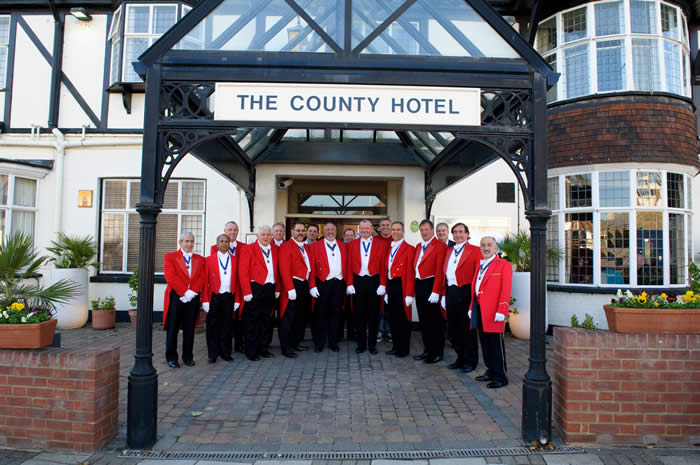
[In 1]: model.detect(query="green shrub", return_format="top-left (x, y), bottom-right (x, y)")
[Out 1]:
top-left (91, 296), bottom-right (116, 310)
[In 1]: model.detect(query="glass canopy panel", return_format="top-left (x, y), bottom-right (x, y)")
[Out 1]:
top-left (241, 128), bottom-right (278, 159)
top-left (299, 0), bottom-right (344, 50)
top-left (174, 0), bottom-right (335, 52)
top-left (351, 0), bottom-right (408, 49)
top-left (405, 131), bottom-right (437, 162)
top-left (360, 0), bottom-right (519, 58)
top-left (299, 194), bottom-right (387, 215)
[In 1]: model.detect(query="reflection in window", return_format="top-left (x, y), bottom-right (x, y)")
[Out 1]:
top-left (669, 213), bottom-right (685, 284)
top-left (546, 216), bottom-right (559, 281)
top-left (565, 174), bottom-right (592, 208)
top-left (595, 1), bottom-right (624, 36)
top-left (565, 212), bottom-right (593, 284)
top-left (636, 212), bottom-right (663, 285)
top-left (563, 8), bottom-right (587, 43)
top-left (600, 212), bottom-right (629, 284)
top-left (631, 0), bottom-right (657, 34)
top-left (636, 171), bottom-right (662, 206)
top-left (545, 54), bottom-right (557, 101)
top-left (661, 3), bottom-right (679, 39)
top-left (537, 17), bottom-right (557, 53)
top-left (600, 171), bottom-right (630, 207)
top-left (548, 177), bottom-right (559, 210)
top-left (632, 38), bottom-right (660, 90)
top-left (667, 173), bottom-right (684, 208)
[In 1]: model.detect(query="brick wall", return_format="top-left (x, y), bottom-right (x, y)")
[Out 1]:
top-left (553, 327), bottom-right (700, 446)
top-left (0, 345), bottom-right (120, 453)
top-left (548, 95), bottom-right (699, 169)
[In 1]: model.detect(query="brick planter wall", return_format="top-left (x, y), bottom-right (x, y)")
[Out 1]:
top-left (0, 345), bottom-right (120, 453)
top-left (553, 327), bottom-right (700, 446)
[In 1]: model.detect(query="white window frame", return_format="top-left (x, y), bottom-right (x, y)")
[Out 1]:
top-left (0, 169), bottom-right (40, 243)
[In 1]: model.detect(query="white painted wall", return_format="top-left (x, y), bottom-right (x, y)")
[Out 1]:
top-left (548, 291), bottom-right (613, 330)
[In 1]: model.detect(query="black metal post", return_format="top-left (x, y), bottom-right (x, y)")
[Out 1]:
top-left (522, 72), bottom-right (553, 445)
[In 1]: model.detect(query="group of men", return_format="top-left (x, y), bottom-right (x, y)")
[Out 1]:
top-left (163, 218), bottom-right (512, 389)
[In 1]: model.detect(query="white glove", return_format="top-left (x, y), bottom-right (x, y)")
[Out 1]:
top-left (310, 288), bottom-right (320, 298)
top-left (179, 295), bottom-right (189, 303)
top-left (428, 292), bottom-right (440, 304)
top-left (234, 303), bottom-right (240, 311)
top-left (494, 313), bottom-right (505, 323)
top-left (441, 296), bottom-right (446, 309)
top-left (468, 310), bottom-right (472, 319)
top-left (405, 296), bottom-right (414, 307)
top-left (384, 294), bottom-right (388, 304)
top-left (275, 292), bottom-right (280, 299)
top-left (376, 285), bottom-right (386, 296)
top-left (288, 289), bottom-right (297, 300)
top-left (346, 285), bottom-right (356, 295)
top-left (202, 302), bottom-right (210, 312)
top-left (243, 294), bottom-right (252, 302)
top-left (184, 289), bottom-right (197, 301)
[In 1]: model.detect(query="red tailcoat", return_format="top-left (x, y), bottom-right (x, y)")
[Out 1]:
top-left (237, 241), bottom-right (280, 301)
top-left (201, 251), bottom-right (240, 314)
top-left (278, 239), bottom-right (311, 318)
top-left (346, 237), bottom-right (389, 287)
top-left (435, 242), bottom-right (482, 318)
top-left (162, 249), bottom-right (206, 330)
top-left (385, 240), bottom-right (416, 321)
top-left (413, 237), bottom-right (447, 290)
top-left (308, 240), bottom-right (348, 312)
top-left (470, 257), bottom-right (512, 333)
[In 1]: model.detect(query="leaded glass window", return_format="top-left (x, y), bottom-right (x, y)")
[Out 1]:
top-left (600, 212), bottom-right (629, 284)
top-left (565, 212), bottom-right (594, 284)
top-left (600, 171), bottom-right (630, 207)
top-left (565, 174), bottom-right (592, 208)
top-left (636, 212), bottom-right (663, 285)
top-left (636, 171), bottom-right (662, 207)
top-left (667, 173), bottom-right (684, 209)
top-left (669, 213), bottom-right (685, 285)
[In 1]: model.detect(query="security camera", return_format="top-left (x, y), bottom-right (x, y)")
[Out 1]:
top-left (278, 178), bottom-right (293, 189)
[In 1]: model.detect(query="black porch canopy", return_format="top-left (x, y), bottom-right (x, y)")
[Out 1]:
top-left (129, 0), bottom-right (558, 450)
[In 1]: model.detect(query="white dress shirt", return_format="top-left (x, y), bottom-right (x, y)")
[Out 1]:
top-left (446, 242), bottom-right (467, 287)
top-left (324, 239), bottom-right (343, 280)
top-left (293, 239), bottom-right (310, 280)
top-left (475, 255), bottom-right (496, 294)
top-left (259, 241), bottom-right (275, 284)
top-left (415, 238), bottom-right (434, 279)
top-left (274, 239), bottom-right (284, 247)
top-left (229, 243), bottom-right (237, 256)
top-left (181, 250), bottom-right (193, 277)
top-left (217, 250), bottom-right (232, 294)
top-left (388, 239), bottom-right (403, 279)
top-left (359, 237), bottom-right (373, 276)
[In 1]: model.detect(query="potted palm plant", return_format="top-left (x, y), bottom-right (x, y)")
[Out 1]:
top-left (90, 296), bottom-right (116, 330)
top-left (46, 233), bottom-right (98, 329)
top-left (0, 233), bottom-right (79, 348)
top-left (497, 231), bottom-right (562, 340)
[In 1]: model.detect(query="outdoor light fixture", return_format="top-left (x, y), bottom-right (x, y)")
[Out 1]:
top-left (69, 7), bottom-right (92, 21)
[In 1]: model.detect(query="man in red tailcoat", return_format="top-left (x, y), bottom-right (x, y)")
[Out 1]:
top-left (163, 232), bottom-right (206, 368)
top-left (383, 221), bottom-right (415, 358)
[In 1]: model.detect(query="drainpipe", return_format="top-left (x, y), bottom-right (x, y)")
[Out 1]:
top-left (51, 128), bottom-right (66, 233)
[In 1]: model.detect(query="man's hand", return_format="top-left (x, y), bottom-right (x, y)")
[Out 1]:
top-left (494, 313), bottom-right (505, 323)
top-left (428, 292), bottom-right (440, 304)
top-left (202, 302), bottom-right (210, 312)
top-left (310, 288), bottom-right (320, 298)
top-left (243, 294), bottom-right (252, 302)
top-left (288, 289), bottom-right (297, 300)
top-left (405, 296), bottom-right (414, 307)
top-left (346, 285), bottom-right (356, 295)
top-left (376, 285), bottom-right (386, 296)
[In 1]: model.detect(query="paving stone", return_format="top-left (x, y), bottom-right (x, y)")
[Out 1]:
top-left (429, 459), bottom-right (488, 465)
top-left (18, 453), bottom-right (91, 465)
top-left (543, 454), bottom-right (605, 465)
top-left (372, 461), bottom-right (428, 465)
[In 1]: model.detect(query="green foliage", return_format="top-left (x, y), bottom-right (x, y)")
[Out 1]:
top-left (509, 296), bottom-right (519, 314)
top-left (0, 232), bottom-right (79, 314)
top-left (571, 313), bottom-right (598, 330)
top-left (90, 296), bottom-right (116, 310)
top-left (46, 232), bottom-right (99, 270)
top-left (0, 302), bottom-right (53, 324)
top-left (690, 262), bottom-right (700, 293)
top-left (611, 289), bottom-right (699, 309)
top-left (570, 314), bottom-right (580, 328)
top-left (497, 230), bottom-right (563, 272)
top-left (128, 267), bottom-right (139, 308)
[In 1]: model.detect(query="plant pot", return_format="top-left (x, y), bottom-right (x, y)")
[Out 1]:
top-left (51, 268), bottom-right (89, 329)
top-left (508, 272), bottom-right (548, 340)
top-left (0, 319), bottom-right (57, 349)
top-left (91, 309), bottom-right (116, 330)
top-left (603, 305), bottom-right (700, 333)
top-left (128, 309), bottom-right (137, 330)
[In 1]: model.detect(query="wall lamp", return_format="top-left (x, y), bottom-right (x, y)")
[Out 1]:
top-left (69, 7), bottom-right (92, 21)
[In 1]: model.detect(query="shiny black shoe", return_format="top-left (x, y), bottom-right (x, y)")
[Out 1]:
top-left (282, 352), bottom-right (298, 358)
top-left (221, 355), bottom-right (234, 362)
top-left (207, 358), bottom-right (216, 364)
top-left (167, 361), bottom-right (180, 369)
top-left (386, 349), bottom-right (397, 355)
top-left (462, 365), bottom-right (476, 373)
top-left (425, 355), bottom-right (443, 364)
top-left (247, 355), bottom-right (260, 361)
top-left (183, 360), bottom-right (195, 367)
top-left (355, 347), bottom-right (365, 354)
top-left (369, 348), bottom-right (378, 355)
top-left (475, 374), bottom-right (493, 382)
top-left (447, 361), bottom-right (464, 370)
top-left (295, 345), bottom-right (309, 351)
top-left (260, 351), bottom-right (274, 358)
top-left (413, 351), bottom-right (429, 361)
top-left (329, 346), bottom-right (340, 352)
top-left (487, 379), bottom-right (508, 389)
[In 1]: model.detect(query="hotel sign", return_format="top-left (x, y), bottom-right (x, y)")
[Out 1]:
top-left (214, 83), bottom-right (481, 127)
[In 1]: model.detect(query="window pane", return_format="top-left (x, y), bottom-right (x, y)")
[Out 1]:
top-left (563, 7), bottom-right (587, 43)
top-left (153, 5), bottom-right (177, 34)
top-left (11, 210), bottom-right (34, 238)
top-left (108, 7), bottom-right (122, 39)
top-left (0, 209), bottom-right (5, 238)
top-left (162, 182), bottom-right (178, 209)
top-left (636, 212), bottom-right (663, 285)
top-left (13, 178), bottom-right (36, 207)
top-left (565, 212), bottom-right (593, 284)
top-left (564, 44), bottom-right (589, 98)
top-left (545, 54), bottom-right (557, 101)
top-left (182, 215), bottom-right (204, 254)
top-left (630, 0), bottom-right (656, 34)
top-left (154, 214), bottom-right (178, 273)
top-left (0, 174), bottom-right (7, 205)
top-left (104, 180), bottom-right (127, 209)
top-left (632, 38), bottom-right (660, 91)
top-left (0, 48), bottom-right (8, 89)
top-left (127, 213), bottom-right (140, 272)
top-left (0, 16), bottom-right (10, 44)
top-left (123, 37), bottom-right (149, 82)
top-left (110, 40), bottom-right (121, 85)
top-left (597, 39), bottom-right (625, 91)
top-left (595, 1), bottom-right (624, 36)
top-left (565, 174), bottom-right (592, 208)
top-left (548, 177), bottom-right (559, 210)
top-left (667, 172), bottom-right (684, 208)
top-left (546, 215), bottom-right (559, 282)
top-left (181, 182), bottom-right (204, 210)
top-left (102, 213), bottom-right (124, 271)
top-left (600, 171), bottom-right (630, 207)
top-left (537, 17), bottom-right (557, 53)
top-left (636, 171), bottom-right (662, 206)
top-left (661, 4), bottom-right (679, 40)
top-left (126, 5), bottom-right (150, 34)
top-left (600, 212), bottom-right (629, 285)
top-left (664, 41), bottom-right (681, 94)
top-left (129, 181), bottom-right (141, 209)
top-left (669, 213), bottom-right (685, 285)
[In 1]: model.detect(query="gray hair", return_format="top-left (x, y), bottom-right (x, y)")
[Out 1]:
top-left (179, 232), bottom-right (195, 241)
top-left (436, 222), bottom-right (449, 230)
top-left (480, 235), bottom-right (497, 244)
top-left (256, 224), bottom-right (272, 234)
top-left (273, 221), bottom-right (285, 229)
top-left (225, 221), bottom-right (238, 228)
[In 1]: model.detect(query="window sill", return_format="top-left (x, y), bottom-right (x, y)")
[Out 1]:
top-left (91, 273), bottom-right (166, 284)
top-left (547, 284), bottom-right (689, 295)
top-left (107, 82), bottom-right (144, 114)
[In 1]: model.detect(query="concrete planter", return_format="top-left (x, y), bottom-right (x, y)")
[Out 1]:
top-left (603, 304), bottom-right (700, 333)
top-left (0, 319), bottom-right (57, 349)
top-left (51, 268), bottom-right (89, 329)
top-left (508, 272), bottom-right (547, 340)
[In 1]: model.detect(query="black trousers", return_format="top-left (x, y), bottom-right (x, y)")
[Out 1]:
top-left (205, 291), bottom-right (234, 360)
top-left (415, 277), bottom-right (444, 357)
top-left (387, 277), bottom-right (411, 355)
top-left (233, 311), bottom-right (243, 352)
top-left (165, 289), bottom-right (199, 364)
top-left (280, 279), bottom-right (309, 354)
top-left (474, 300), bottom-right (508, 382)
top-left (446, 284), bottom-right (479, 368)
top-left (338, 294), bottom-right (354, 341)
top-left (244, 282), bottom-right (275, 358)
top-left (352, 274), bottom-right (380, 350)
top-left (293, 280), bottom-right (310, 345)
top-left (312, 278), bottom-right (344, 349)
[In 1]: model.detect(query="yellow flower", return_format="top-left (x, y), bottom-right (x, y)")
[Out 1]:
top-left (638, 296), bottom-right (647, 304)
top-left (13, 302), bottom-right (24, 311)
top-left (653, 302), bottom-right (659, 307)
top-left (641, 291), bottom-right (648, 299)
top-left (660, 293), bottom-right (668, 301)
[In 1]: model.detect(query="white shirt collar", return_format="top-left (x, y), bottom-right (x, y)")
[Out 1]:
top-left (361, 236), bottom-right (372, 243)
top-left (258, 241), bottom-right (271, 251)
top-left (480, 255), bottom-right (496, 267)
top-left (181, 250), bottom-right (193, 258)
top-left (293, 239), bottom-right (305, 247)
top-left (421, 238), bottom-right (433, 247)
top-left (217, 250), bottom-right (229, 259)
top-left (325, 239), bottom-right (337, 246)
top-left (391, 239), bottom-right (403, 248)
top-left (274, 239), bottom-right (284, 246)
